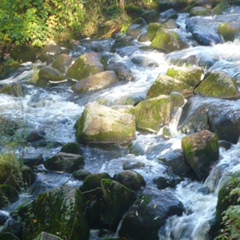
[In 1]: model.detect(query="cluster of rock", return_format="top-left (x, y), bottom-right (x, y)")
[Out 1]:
top-left (1, 0), bottom-right (240, 239)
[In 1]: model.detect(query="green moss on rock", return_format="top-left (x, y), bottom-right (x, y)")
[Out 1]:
top-left (22, 186), bottom-right (89, 240)
top-left (134, 96), bottom-right (173, 132)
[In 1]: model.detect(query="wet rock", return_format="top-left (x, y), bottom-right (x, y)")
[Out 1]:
top-left (158, 149), bottom-right (192, 177)
top-left (52, 54), bottom-right (73, 73)
top-left (38, 66), bottom-right (65, 81)
top-left (75, 103), bottom-right (136, 144)
top-left (217, 22), bottom-right (240, 42)
top-left (186, 17), bottom-right (223, 46)
top-left (44, 152), bottom-right (84, 173)
top-left (189, 6), bottom-right (211, 17)
top-left (181, 130), bottom-right (219, 180)
top-left (147, 23), bottom-right (163, 41)
top-left (166, 65), bottom-right (204, 87)
top-left (72, 169), bottom-right (91, 180)
top-left (106, 61), bottom-right (134, 81)
top-left (71, 70), bottom-right (119, 94)
top-left (0, 184), bottom-right (19, 208)
top-left (100, 179), bottom-right (136, 226)
top-left (26, 129), bottom-right (46, 143)
top-left (169, 91), bottom-right (185, 108)
top-left (153, 173), bottom-right (182, 190)
top-left (67, 52), bottom-right (104, 81)
top-left (118, 187), bottom-right (184, 240)
top-left (113, 170), bottom-right (146, 191)
top-left (22, 152), bottom-right (44, 168)
top-left (178, 96), bottom-right (210, 134)
top-left (33, 232), bottom-right (63, 240)
top-left (110, 36), bottom-right (133, 52)
top-left (123, 159), bottom-right (146, 170)
top-left (146, 75), bottom-right (192, 99)
top-left (39, 44), bottom-right (64, 64)
top-left (160, 8), bottom-right (178, 21)
top-left (0, 83), bottom-right (24, 97)
top-left (22, 186), bottom-right (89, 240)
top-left (127, 23), bottom-right (146, 39)
top-left (60, 142), bottom-right (83, 155)
top-left (10, 45), bottom-right (36, 63)
top-left (80, 173), bottom-right (111, 192)
top-left (134, 96), bottom-right (173, 132)
top-left (151, 29), bottom-right (187, 53)
top-left (194, 71), bottom-right (239, 99)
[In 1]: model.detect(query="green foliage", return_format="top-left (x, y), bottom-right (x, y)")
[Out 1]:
top-left (215, 175), bottom-right (240, 240)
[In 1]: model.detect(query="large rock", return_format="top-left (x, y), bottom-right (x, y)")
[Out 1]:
top-left (134, 96), bottom-right (173, 132)
top-left (33, 232), bottom-right (63, 240)
top-left (194, 71), bottom-right (239, 99)
top-left (22, 186), bottom-right (89, 240)
top-left (75, 103), bottom-right (136, 144)
top-left (52, 54), bottom-right (73, 73)
top-left (71, 70), bottom-right (119, 94)
top-left (39, 44), bottom-right (63, 63)
top-left (44, 152), bottom-right (84, 173)
top-left (67, 52), bottom-right (103, 81)
top-left (217, 22), bottom-right (240, 42)
top-left (146, 75), bottom-right (192, 99)
top-left (118, 187), bottom-right (184, 240)
top-left (166, 66), bottom-right (204, 87)
top-left (186, 17), bottom-right (223, 46)
top-left (100, 179), bottom-right (136, 226)
top-left (181, 130), bottom-right (219, 180)
top-left (38, 66), bottom-right (65, 81)
top-left (151, 29), bottom-right (187, 53)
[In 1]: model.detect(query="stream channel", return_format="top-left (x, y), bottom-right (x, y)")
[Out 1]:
top-left (1, 5), bottom-right (240, 240)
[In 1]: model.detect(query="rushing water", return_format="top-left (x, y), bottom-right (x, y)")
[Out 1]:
top-left (1, 11), bottom-right (240, 240)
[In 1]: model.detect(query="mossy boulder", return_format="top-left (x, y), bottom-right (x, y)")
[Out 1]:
top-left (44, 152), bottom-right (84, 173)
top-left (118, 187), bottom-right (184, 240)
top-left (166, 66), bottom-right (204, 87)
top-left (60, 142), bottom-right (83, 155)
top-left (67, 52), bottom-right (104, 81)
top-left (22, 186), bottom-right (89, 240)
top-left (141, 9), bottom-right (159, 23)
top-left (0, 83), bottom-right (24, 97)
top-left (71, 70), bottom-right (119, 94)
top-left (134, 96), bottom-right (173, 132)
top-left (52, 54), bottom-right (73, 73)
top-left (113, 170), bottom-right (146, 191)
top-left (147, 23), bottom-right (163, 41)
top-left (38, 66), bottom-right (65, 81)
top-left (10, 45), bottom-right (36, 63)
top-left (217, 22), bottom-right (240, 42)
top-left (181, 130), bottom-right (219, 180)
top-left (39, 44), bottom-right (63, 63)
top-left (100, 179), bottom-right (136, 226)
top-left (151, 29), bottom-right (187, 53)
top-left (189, 6), bottom-right (211, 17)
top-left (75, 103), bottom-right (136, 144)
top-left (194, 71), bottom-right (239, 99)
top-left (146, 75), bottom-right (192, 99)
top-left (72, 169), bottom-right (90, 181)
top-left (80, 173), bottom-right (111, 192)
